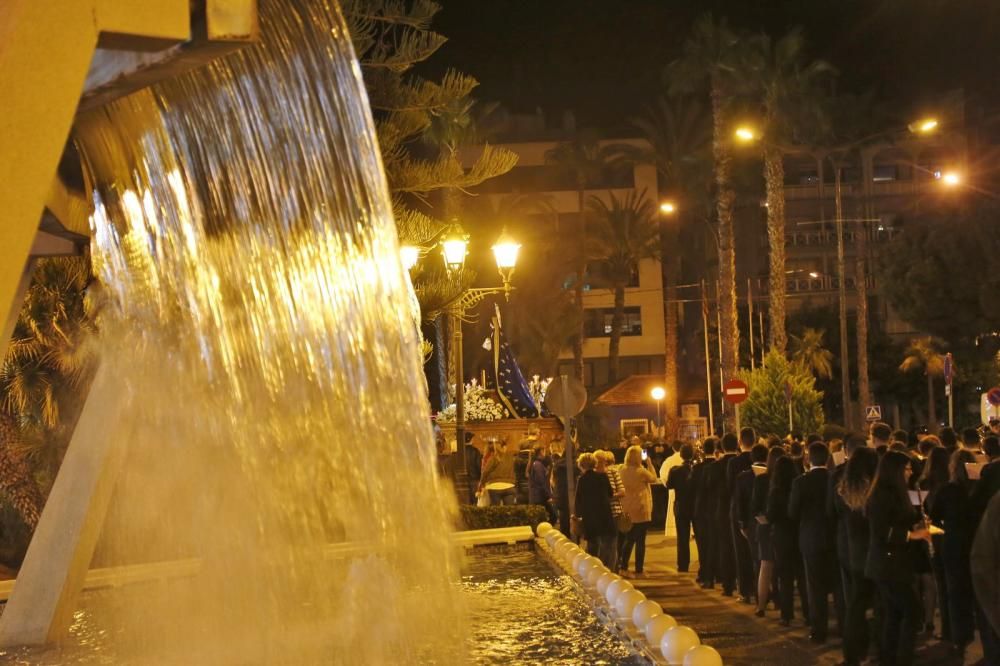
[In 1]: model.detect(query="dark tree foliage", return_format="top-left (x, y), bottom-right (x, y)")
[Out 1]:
top-left (878, 205), bottom-right (1000, 348)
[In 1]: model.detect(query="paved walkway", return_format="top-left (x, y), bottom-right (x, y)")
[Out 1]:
top-left (630, 532), bottom-right (986, 665)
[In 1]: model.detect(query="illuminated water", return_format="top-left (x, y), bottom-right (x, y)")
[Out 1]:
top-left (29, 0), bottom-right (461, 662)
top-left (0, 551), bottom-right (639, 665)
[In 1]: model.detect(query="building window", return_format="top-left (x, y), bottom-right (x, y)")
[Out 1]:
top-left (872, 164), bottom-right (899, 182)
top-left (584, 306), bottom-right (642, 338)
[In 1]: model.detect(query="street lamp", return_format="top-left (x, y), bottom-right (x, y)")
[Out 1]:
top-left (651, 386), bottom-right (665, 435)
top-left (734, 126), bottom-right (757, 143)
top-left (659, 201), bottom-right (677, 215)
top-left (938, 170), bottom-right (962, 187)
top-left (399, 244), bottom-right (420, 271)
top-left (437, 223), bottom-right (521, 489)
top-left (909, 118), bottom-right (939, 134)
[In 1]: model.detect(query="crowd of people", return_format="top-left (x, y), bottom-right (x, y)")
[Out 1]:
top-left (664, 422), bottom-right (1000, 666)
top-left (463, 419), bottom-right (1000, 666)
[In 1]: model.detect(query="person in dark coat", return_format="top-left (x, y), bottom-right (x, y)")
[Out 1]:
top-left (828, 434), bottom-right (865, 626)
top-left (768, 455), bottom-right (805, 625)
top-left (574, 452), bottom-right (617, 567)
top-left (708, 433), bottom-right (739, 595)
top-left (667, 443), bottom-right (696, 572)
top-left (729, 427), bottom-right (756, 603)
top-left (693, 437), bottom-right (719, 587)
top-left (918, 445), bottom-right (951, 642)
top-left (734, 443), bottom-right (766, 605)
top-left (527, 443), bottom-right (556, 524)
top-left (864, 450), bottom-right (932, 666)
top-left (752, 446), bottom-right (784, 616)
top-left (835, 446), bottom-right (879, 666)
top-left (971, 491), bottom-right (1000, 640)
top-left (789, 441), bottom-right (839, 643)
top-left (928, 449), bottom-right (982, 659)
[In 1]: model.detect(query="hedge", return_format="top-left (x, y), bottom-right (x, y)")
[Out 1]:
top-left (459, 504), bottom-right (547, 531)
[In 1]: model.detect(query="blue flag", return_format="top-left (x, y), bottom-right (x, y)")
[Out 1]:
top-left (490, 304), bottom-right (539, 419)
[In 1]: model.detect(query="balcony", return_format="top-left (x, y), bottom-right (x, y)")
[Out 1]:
top-left (761, 226), bottom-right (900, 248)
top-left (753, 275), bottom-right (877, 295)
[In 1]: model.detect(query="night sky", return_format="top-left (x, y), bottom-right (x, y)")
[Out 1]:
top-left (421, 0), bottom-right (1000, 130)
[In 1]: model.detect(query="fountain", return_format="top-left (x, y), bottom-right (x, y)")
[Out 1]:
top-left (1, 0), bottom-right (464, 662)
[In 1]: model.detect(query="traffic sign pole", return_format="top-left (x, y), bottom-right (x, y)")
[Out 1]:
top-left (735, 403), bottom-right (741, 434)
top-left (788, 401), bottom-right (793, 435)
top-left (945, 353), bottom-right (954, 428)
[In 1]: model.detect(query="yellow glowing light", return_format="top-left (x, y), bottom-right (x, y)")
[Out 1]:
top-left (440, 223), bottom-right (469, 272)
top-left (734, 127), bottom-right (756, 142)
top-left (659, 201), bottom-right (676, 214)
top-left (918, 118), bottom-right (938, 133)
top-left (808, 271), bottom-right (820, 279)
top-left (651, 387), bottom-right (666, 401)
top-left (940, 171), bottom-right (961, 187)
top-left (491, 228), bottom-right (521, 270)
top-left (399, 245), bottom-right (420, 271)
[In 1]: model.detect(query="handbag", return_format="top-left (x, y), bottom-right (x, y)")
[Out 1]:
top-left (615, 512), bottom-right (633, 533)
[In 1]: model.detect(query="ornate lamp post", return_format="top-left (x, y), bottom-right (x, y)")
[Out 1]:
top-left (437, 223), bottom-right (520, 486)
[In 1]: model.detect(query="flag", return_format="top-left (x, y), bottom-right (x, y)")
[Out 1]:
top-left (491, 304), bottom-right (539, 418)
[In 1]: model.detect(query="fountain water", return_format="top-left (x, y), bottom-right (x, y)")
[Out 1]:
top-left (4, 0), bottom-right (463, 662)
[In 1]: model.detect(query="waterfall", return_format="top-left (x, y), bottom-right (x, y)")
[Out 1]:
top-left (58, 0), bottom-right (464, 661)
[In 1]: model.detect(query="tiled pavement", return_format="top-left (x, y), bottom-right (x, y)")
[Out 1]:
top-left (629, 532), bottom-right (986, 665)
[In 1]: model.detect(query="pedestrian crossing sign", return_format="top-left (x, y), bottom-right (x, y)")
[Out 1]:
top-left (865, 405), bottom-right (882, 421)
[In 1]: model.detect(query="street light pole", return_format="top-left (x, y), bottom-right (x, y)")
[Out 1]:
top-left (452, 311), bottom-right (465, 483)
top-left (834, 161), bottom-right (852, 431)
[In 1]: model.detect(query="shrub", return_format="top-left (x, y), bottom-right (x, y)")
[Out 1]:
top-left (738, 349), bottom-right (825, 437)
top-left (459, 504), bottom-right (547, 531)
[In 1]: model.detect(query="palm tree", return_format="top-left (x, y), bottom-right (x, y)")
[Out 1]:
top-left (748, 28), bottom-right (834, 354)
top-left (900, 337), bottom-right (945, 432)
top-left (545, 129), bottom-right (609, 383)
top-left (586, 190), bottom-right (661, 384)
top-left (789, 328), bottom-right (834, 380)
top-left (0, 257), bottom-right (93, 527)
top-left (626, 96), bottom-right (712, 436)
top-left (667, 14), bottom-right (742, 428)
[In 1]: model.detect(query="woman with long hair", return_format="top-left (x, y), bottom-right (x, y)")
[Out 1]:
top-left (618, 445), bottom-right (659, 577)
top-left (767, 455), bottom-right (802, 626)
top-left (919, 446), bottom-right (951, 641)
top-left (752, 446), bottom-right (784, 616)
top-left (836, 447), bottom-right (879, 666)
top-left (928, 448), bottom-right (978, 657)
top-left (864, 450), bottom-right (931, 665)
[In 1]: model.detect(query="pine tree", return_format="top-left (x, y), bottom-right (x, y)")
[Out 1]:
top-left (342, 0), bottom-right (517, 296)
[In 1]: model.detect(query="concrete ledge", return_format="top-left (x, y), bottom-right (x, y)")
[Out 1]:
top-left (0, 527), bottom-right (537, 603)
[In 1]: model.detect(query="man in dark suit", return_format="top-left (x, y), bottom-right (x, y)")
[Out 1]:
top-left (707, 433), bottom-right (739, 595)
top-left (729, 427), bottom-right (756, 602)
top-left (692, 437), bottom-right (719, 588)
top-left (735, 443), bottom-right (767, 603)
top-left (790, 441), bottom-right (837, 643)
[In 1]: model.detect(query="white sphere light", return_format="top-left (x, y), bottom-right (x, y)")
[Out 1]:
top-left (596, 572), bottom-right (619, 596)
top-left (574, 555), bottom-right (593, 576)
top-left (644, 614), bottom-right (678, 648)
top-left (585, 563), bottom-right (606, 587)
top-left (633, 599), bottom-right (663, 628)
top-left (683, 645), bottom-right (723, 666)
top-left (536, 521), bottom-right (552, 537)
top-left (572, 552), bottom-right (588, 572)
top-left (605, 578), bottom-right (635, 605)
top-left (614, 589), bottom-right (646, 620)
top-left (661, 626), bottom-right (700, 665)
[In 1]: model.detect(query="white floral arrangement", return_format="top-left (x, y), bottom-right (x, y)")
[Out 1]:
top-left (438, 379), bottom-right (510, 422)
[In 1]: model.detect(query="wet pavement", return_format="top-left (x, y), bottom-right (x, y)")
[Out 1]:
top-left (631, 531), bottom-right (986, 665)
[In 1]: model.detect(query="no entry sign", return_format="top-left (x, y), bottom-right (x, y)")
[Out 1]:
top-left (723, 379), bottom-right (749, 405)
